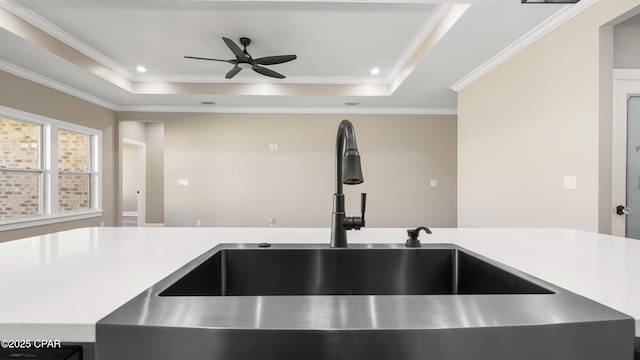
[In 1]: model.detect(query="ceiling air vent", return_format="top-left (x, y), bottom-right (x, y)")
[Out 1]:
top-left (200, 101), bottom-right (216, 105)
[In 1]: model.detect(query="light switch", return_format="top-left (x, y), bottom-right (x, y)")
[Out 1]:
top-left (563, 175), bottom-right (576, 190)
top-left (178, 179), bottom-right (189, 186)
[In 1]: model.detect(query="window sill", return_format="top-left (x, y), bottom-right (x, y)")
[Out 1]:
top-left (0, 210), bottom-right (104, 232)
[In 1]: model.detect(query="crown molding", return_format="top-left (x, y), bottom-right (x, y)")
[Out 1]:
top-left (0, 0), bottom-right (451, 92)
top-left (450, 0), bottom-right (599, 92)
top-left (0, 59), bottom-right (118, 110)
top-left (115, 105), bottom-right (457, 115)
top-left (387, 3), bottom-right (452, 82)
top-left (135, 74), bottom-right (389, 85)
top-left (0, 0), bottom-right (459, 113)
top-left (391, 3), bottom-right (470, 93)
top-left (161, 0), bottom-right (461, 3)
top-left (0, 57), bottom-right (456, 115)
top-left (0, 0), bottom-right (132, 79)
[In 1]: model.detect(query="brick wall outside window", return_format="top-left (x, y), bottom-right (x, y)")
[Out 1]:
top-left (0, 171), bottom-right (40, 219)
top-left (58, 130), bottom-right (91, 211)
top-left (58, 130), bottom-right (90, 172)
top-left (0, 117), bottom-right (40, 168)
top-left (0, 118), bottom-right (41, 219)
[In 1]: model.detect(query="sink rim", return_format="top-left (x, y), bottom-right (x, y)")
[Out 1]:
top-left (157, 243), bottom-right (555, 297)
top-left (153, 242), bottom-right (555, 297)
top-left (98, 242), bottom-right (632, 332)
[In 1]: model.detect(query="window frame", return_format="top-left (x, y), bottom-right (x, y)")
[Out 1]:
top-left (0, 105), bottom-right (102, 231)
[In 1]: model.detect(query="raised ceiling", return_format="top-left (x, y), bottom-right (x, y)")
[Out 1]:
top-left (0, 0), bottom-right (590, 113)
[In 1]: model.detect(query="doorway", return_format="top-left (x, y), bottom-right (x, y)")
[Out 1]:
top-left (612, 70), bottom-right (640, 239)
top-left (122, 138), bottom-right (146, 227)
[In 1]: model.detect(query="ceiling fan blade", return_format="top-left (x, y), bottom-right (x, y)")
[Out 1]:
top-left (253, 55), bottom-right (297, 66)
top-left (184, 56), bottom-right (233, 63)
top-left (222, 37), bottom-right (247, 61)
top-left (252, 65), bottom-right (286, 79)
top-left (226, 66), bottom-right (242, 79)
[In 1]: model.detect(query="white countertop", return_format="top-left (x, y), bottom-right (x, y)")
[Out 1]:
top-left (1, 227), bottom-right (639, 342)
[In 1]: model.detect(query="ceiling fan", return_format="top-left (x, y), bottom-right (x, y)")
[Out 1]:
top-left (184, 37), bottom-right (297, 79)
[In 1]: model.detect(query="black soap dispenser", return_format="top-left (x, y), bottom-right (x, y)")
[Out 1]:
top-left (405, 226), bottom-right (432, 248)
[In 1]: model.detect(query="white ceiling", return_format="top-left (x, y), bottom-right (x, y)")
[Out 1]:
top-left (0, 0), bottom-right (587, 113)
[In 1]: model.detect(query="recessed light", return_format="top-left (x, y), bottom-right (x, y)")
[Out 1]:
top-left (370, 67), bottom-right (380, 75)
top-left (136, 66), bottom-right (147, 73)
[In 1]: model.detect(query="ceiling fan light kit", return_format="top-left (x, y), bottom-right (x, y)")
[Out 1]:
top-left (184, 37), bottom-right (297, 79)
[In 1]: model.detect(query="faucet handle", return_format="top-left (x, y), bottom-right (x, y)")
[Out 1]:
top-left (360, 193), bottom-right (367, 225)
top-left (343, 193), bottom-right (367, 231)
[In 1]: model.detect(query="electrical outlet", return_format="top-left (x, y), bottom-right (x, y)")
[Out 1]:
top-left (196, 220), bottom-right (202, 227)
top-left (269, 218), bottom-right (276, 227)
top-left (430, 180), bottom-right (438, 187)
top-left (563, 175), bottom-right (577, 190)
top-left (178, 179), bottom-right (189, 186)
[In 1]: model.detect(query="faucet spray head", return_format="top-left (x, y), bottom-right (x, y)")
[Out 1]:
top-left (342, 149), bottom-right (363, 185)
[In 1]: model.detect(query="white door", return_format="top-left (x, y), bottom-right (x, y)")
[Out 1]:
top-left (612, 70), bottom-right (640, 238)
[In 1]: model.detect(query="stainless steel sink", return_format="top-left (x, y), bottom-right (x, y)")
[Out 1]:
top-left (97, 243), bottom-right (634, 360)
top-left (159, 248), bottom-right (552, 296)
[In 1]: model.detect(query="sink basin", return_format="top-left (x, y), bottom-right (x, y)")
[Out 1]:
top-left (159, 248), bottom-right (552, 296)
top-left (98, 243), bottom-right (634, 360)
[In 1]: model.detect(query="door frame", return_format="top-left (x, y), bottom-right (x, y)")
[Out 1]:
top-left (122, 138), bottom-right (146, 227)
top-left (612, 69), bottom-right (640, 236)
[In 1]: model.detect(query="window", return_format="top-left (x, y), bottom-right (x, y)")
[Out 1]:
top-left (0, 106), bottom-right (102, 230)
top-left (0, 118), bottom-right (43, 219)
top-left (58, 130), bottom-right (92, 212)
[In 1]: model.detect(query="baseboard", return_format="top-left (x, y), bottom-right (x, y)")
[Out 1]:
top-left (145, 223), bottom-right (165, 227)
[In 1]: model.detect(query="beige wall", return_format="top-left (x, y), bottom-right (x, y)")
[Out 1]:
top-left (0, 70), bottom-right (116, 242)
top-left (458, 0), bottom-right (640, 232)
top-left (118, 112), bottom-right (457, 228)
top-left (145, 122), bottom-right (164, 224)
